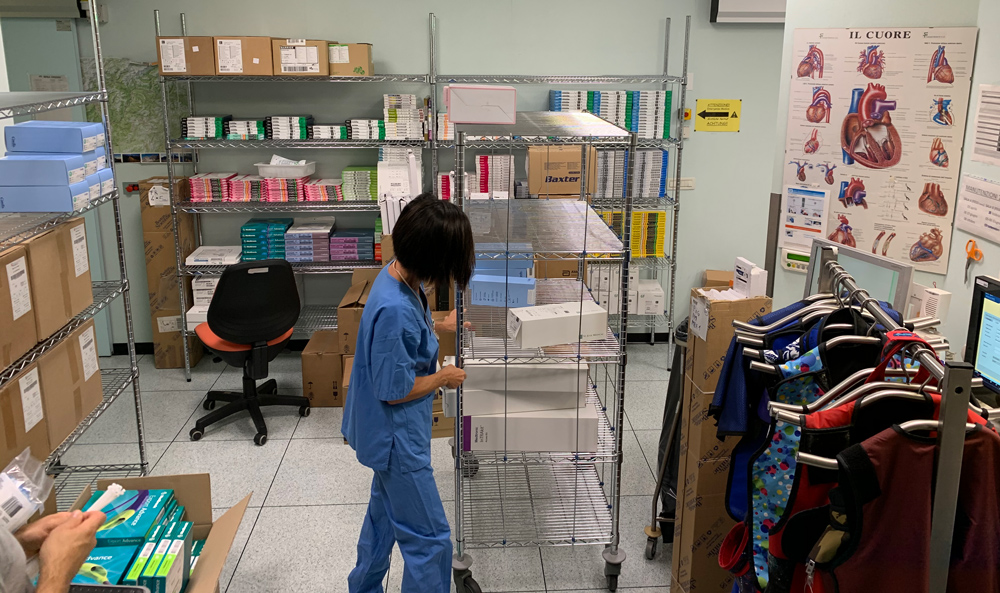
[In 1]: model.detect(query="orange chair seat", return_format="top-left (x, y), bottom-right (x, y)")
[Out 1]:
top-left (196, 322), bottom-right (294, 352)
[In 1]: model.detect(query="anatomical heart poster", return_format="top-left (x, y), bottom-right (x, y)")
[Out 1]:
top-left (782, 27), bottom-right (978, 274)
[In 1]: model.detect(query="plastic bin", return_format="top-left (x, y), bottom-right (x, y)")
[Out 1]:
top-left (254, 161), bottom-right (316, 178)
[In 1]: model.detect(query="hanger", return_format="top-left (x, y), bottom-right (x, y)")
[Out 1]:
top-left (750, 335), bottom-right (882, 377)
top-left (732, 300), bottom-right (838, 334)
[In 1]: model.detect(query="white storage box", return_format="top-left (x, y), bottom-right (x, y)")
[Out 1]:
top-left (445, 84), bottom-right (516, 125)
top-left (459, 388), bottom-right (587, 416)
top-left (507, 300), bottom-right (608, 348)
top-left (192, 277), bottom-right (220, 307)
top-left (254, 161), bottom-right (316, 178)
top-left (462, 402), bottom-right (600, 452)
top-left (629, 279), bottom-right (665, 315)
top-left (185, 246), bottom-right (242, 266)
top-left (464, 360), bottom-right (589, 394)
top-left (186, 305), bottom-right (209, 330)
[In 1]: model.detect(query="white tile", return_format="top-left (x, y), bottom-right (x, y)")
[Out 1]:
top-left (186, 397), bottom-right (303, 442)
top-left (430, 437), bottom-right (456, 502)
top-left (291, 406), bottom-right (344, 439)
top-left (212, 505), bottom-right (260, 593)
top-left (138, 354), bottom-right (227, 392)
top-left (633, 429), bottom-right (663, 477)
top-left (264, 438), bottom-right (374, 506)
top-left (98, 354), bottom-right (142, 369)
top-left (605, 430), bottom-right (657, 498)
top-left (76, 390), bottom-right (203, 445)
top-left (623, 381), bottom-right (669, 430)
top-left (389, 546), bottom-right (544, 592)
top-left (152, 439), bottom-right (287, 507)
top-left (60, 441), bottom-right (168, 469)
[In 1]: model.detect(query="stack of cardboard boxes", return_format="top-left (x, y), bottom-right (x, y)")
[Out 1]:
top-left (138, 177), bottom-right (203, 369)
top-left (670, 282), bottom-right (770, 593)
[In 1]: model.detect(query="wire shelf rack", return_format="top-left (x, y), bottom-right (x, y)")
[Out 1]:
top-left (294, 305), bottom-right (338, 334)
top-left (461, 279), bottom-right (621, 364)
top-left (468, 200), bottom-right (624, 259)
top-left (439, 74), bottom-right (682, 85)
top-left (177, 200), bottom-right (381, 214)
top-left (162, 74), bottom-right (428, 83)
top-left (458, 461), bottom-right (613, 548)
top-left (0, 91), bottom-right (106, 120)
top-left (632, 256), bottom-right (672, 270)
top-left (0, 190), bottom-right (119, 249)
top-left (0, 280), bottom-right (126, 387)
top-left (439, 137), bottom-right (679, 149)
top-left (588, 195), bottom-right (676, 209)
top-left (609, 313), bottom-right (667, 330)
top-left (170, 138), bottom-right (428, 150)
top-left (180, 260), bottom-right (381, 276)
top-left (51, 463), bottom-right (146, 511)
top-left (47, 368), bottom-right (138, 469)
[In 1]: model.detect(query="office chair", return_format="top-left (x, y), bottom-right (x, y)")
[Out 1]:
top-left (189, 259), bottom-right (310, 446)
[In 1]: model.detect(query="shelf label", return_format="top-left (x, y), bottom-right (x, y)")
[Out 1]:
top-left (148, 185), bottom-right (170, 206)
top-left (216, 39), bottom-right (243, 73)
top-left (159, 38), bottom-right (187, 73)
top-left (70, 225), bottom-right (89, 277)
top-left (19, 368), bottom-right (43, 433)
top-left (6, 256), bottom-right (31, 321)
top-left (329, 45), bottom-right (349, 64)
top-left (157, 315), bottom-right (182, 333)
top-left (79, 326), bottom-right (99, 381)
top-left (694, 99), bottom-right (741, 132)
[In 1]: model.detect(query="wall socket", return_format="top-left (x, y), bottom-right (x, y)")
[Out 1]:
top-left (666, 177), bottom-right (696, 191)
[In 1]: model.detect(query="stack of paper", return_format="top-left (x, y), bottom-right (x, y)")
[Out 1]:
top-left (186, 246), bottom-right (242, 266)
top-left (262, 177), bottom-right (309, 202)
top-left (303, 178), bottom-right (343, 201)
top-left (285, 221), bottom-right (334, 262)
top-left (595, 150), bottom-right (628, 199)
top-left (329, 230), bottom-right (375, 261)
top-left (476, 153), bottom-right (514, 196)
top-left (341, 166), bottom-right (378, 200)
top-left (348, 119), bottom-right (386, 140)
top-left (241, 218), bottom-right (293, 261)
top-left (225, 174), bottom-right (264, 202)
top-left (631, 149), bottom-right (670, 198)
top-left (181, 115), bottom-right (232, 140)
top-left (436, 112), bottom-right (454, 141)
top-left (225, 119), bottom-right (266, 140)
top-left (383, 94), bottom-right (424, 140)
top-left (309, 124), bottom-right (348, 140)
top-left (189, 172), bottom-right (237, 202)
top-left (265, 116), bottom-right (313, 140)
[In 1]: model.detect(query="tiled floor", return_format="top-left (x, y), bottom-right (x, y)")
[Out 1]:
top-left (80, 344), bottom-right (674, 592)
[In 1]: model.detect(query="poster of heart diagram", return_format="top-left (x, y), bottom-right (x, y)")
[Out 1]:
top-left (781, 27), bottom-right (978, 274)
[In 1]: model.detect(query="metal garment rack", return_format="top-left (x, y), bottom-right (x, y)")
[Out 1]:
top-left (449, 112), bottom-right (634, 593)
top-left (0, 6), bottom-right (147, 509)
top-left (815, 247), bottom-right (970, 593)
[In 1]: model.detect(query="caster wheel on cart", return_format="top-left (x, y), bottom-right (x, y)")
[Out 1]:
top-left (189, 428), bottom-right (203, 441)
top-left (203, 400), bottom-right (216, 411)
top-left (299, 406), bottom-right (311, 417)
top-left (462, 576), bottom-right (482, 593)
top-left (254, 433), bottom-right (268, 446)
top-left (606, 575), bottom-right (618, 591)
top-left (645, 537), bottom-right (658, 560)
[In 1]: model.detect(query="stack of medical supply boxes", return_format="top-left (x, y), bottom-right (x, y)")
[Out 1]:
top-left (181, 115), bottom-right (231, 140)
top-left (588, 264), bottom-right (664, 315)
top-left (468, 243), bottom-right (536, 308)
top-left (241, 218), bottom-right (292, 261)
top-left (329, 229), bottom-right (375, 261)
top-left (341, 166), bottom-right (378, 200)
top-left (303, 178), bottom-right (343, 201)
top-left (549, 89), bottom-right (672, 139)
top-left (383, 94), bottom-right (424, 140)
top-left (475, 153), bottom-right (515, 197)
top-left (285, 220), bottom-right (334, 262)
top-left (189, 173), bottom-right (236, 202)
top-left (0, 121), bottom-right (110, 213)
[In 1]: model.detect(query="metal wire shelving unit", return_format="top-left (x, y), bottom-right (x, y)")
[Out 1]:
top-left (0, 8), bottom-right (146, 506)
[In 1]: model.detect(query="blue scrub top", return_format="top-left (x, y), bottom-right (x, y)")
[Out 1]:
top-left (342, 265), bottom-right (440, 472)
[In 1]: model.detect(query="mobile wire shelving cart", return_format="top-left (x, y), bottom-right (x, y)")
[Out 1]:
top-left (450, 112), bottom-right (637, 592)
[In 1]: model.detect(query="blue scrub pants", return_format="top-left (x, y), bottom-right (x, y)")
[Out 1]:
top-left (348, 462), bottom-right (452, 593)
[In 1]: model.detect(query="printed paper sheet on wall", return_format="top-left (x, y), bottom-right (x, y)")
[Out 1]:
top-left (781, 27), bottom-right (978, 275)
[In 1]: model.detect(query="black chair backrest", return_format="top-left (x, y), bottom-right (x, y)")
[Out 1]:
top-left (207, 259), bottom-right (300, 344)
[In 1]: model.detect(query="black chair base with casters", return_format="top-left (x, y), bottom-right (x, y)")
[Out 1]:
top-left (188, 259), bottom-right (311, 446)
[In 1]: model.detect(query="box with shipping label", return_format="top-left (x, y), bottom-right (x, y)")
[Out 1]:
top-left (157, 36), bottom-right (215, 76)
top-left (82, 488), bottom-right (174, 547)
top-left (462, 402), bottom-right (599, 452)
top-left (336, 278), bottom-right (374, 355)
top-left (213, 36), bottom-right (273, 76)
top-left (527, 145), bottom-right (597, 196)
top-left (0, 181), bottom-right (92, 213)
top-left (507, 300), bottom-right (608, 348)
top-left (152, 520), bottom-right (193, 593)
top-left (445, 84), bottom-right (516, 124)
top-left (271, 38), bottom-right (329, 76)
top-left (72, 544), bottom-right (141, 586)
top-left (0, 363), bottom-right (51, 469)
top-left (469, 274), bottom-right (536, 307)
top-left (144, 230), bottom-right (196, 312)
top-left (124, 523), bottom-right (166, 586)
top-left (36, 319), bottom-right (103, 451)
top-left (328, 42), bottom-right (373, 76)
top-left (151, 309), bottom-right (203, 370)
top-left (139, 177), bottom-right (191, 233)
top-left (687, 288), bottom-right (771, 393)
top-left (5, 120), bottom-right (105, 153)
top-left (0, 153), bottom-right (88, 186)
top-left (301, 331), bottom-right (344, 407)
top-left (0, 245), bottom-right (37, 368)
top-left (23, 218), bottom-right (93, 338)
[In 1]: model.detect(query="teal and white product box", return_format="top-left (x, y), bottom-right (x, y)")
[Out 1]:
top-left (150, 520), bottom-right (193, 593)
top-left (469, 274), bottom-right (536, 307)
top-left (0, 181), bottom-right (91, 212)
top-left (123, 522), bottom-right (166, 586)
top-left (72, 544), bottom-right (141, 585)
top-left (162, 498), bottom-right (177, 524)
top-left (189, 540), bottom-right (206, 577)
top-left (98, 168), bottom-right (114, 195)
top-left (168, 504), bottom-right (185, 523)
top-left (139, 521), bottom-right (177, 593)
top-left (0, 153), bottom-right (87, 186)
top-left (84, 488), bottom-right (174, 547)
top-left (5, 121), bottom-right (106, 153)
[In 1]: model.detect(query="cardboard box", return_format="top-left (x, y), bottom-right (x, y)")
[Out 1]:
top-left (535, 259), bottom-right (580, 279)
top-left (328, 42), bottom-right (373, 76)
top-left (185, 305), bottom-right (209, 331)
top-left (528, 145), bottom-right (597, 196)
top-left (684, 378), bottom-right (739, 464)
top-left (703, 270), bottom-right (733, 289)
top-left (336, 278), bottom-right (375, 355)
top-left (0, 245), bottom-right (38, 368)
top-left (23, 218), bottom-right (94, 339)
top-left (507, 300), bottom-right (608, 349)
top-left (343, 356), bottom-right (354, 393)
top-left (151, 309), bottom-right (203, 370)
top-left (445, 84), bottom-right (516, 124)
top-left (462, 402), bottom-right (599, 452)
top-left (213, 36), bottom-right (273, 76)
top-left (0, 363), bottom-right (51, 469)
top-left (628, 280), bottom-right (665, 315)
top-left (36, 319), bottom-right (104, 451)
top-left (301, 331), bottom-right (344, 407)
top-left (380, 234), bottom-right (394, 263)
top-left (69, 474), bottom-right (250, 593)
top-left (139, 177), bottom-right (191, 234)
top-left (271, 38), bottom-right (329, 76)
top-left (686, 289), bottom-right (771, 393)
top-left (432, 410), bottom-right (453, 438)
top-left (432, 311), bottom-right (456, 365)
top-left (675, 491), bottom-right (734, 593)
top-left (144, 231), bottom-right (196, 313)
top-left (157, 36), bottom-right (215, 76)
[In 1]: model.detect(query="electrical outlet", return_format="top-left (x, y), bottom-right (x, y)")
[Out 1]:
top-left (685, 73), bottom-right (693, 91)
top-left (666, 177), bottom-right (696, 191)
top-left (682, 125), bottom-right (691, 139)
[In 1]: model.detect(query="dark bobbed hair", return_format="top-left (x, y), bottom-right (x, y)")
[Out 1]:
top-left (392, 193), bottom-right (475, 289)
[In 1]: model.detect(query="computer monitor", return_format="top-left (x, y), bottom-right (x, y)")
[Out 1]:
top-left (803, 238), bottom-right (913, 312)
top-left (966, 275), bottom-right (1000, 395)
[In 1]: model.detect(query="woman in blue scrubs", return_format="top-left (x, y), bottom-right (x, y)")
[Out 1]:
top-left (342, 193), bottom-right (474, 593)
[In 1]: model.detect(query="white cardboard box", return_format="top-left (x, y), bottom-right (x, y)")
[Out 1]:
top-left (186, 305), bottom-right (209, 331)
top-left (446, 84), bottom-right (517, 125)
top-left (462, 402), bottom-right (600, 452)
top-left (460, 388), bottom-right (587, 416)
top-left (507, 301), bottom-right (608, 348)
top-left (185, 246), bottom-right (242, 266)
top-left (464, 360), bottom-right (589, 394)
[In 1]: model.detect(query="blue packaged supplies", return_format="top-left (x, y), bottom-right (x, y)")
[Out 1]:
top-left (84, 146), bottom-right (108, 175)
top-left (98, 168), bottom-right (115, 195)
top-left (0, 181), bottom-right (92, 212)
top-left (469, 274), bottom-right (536, 307)
top-left (5, 120), bottom-right (106, 153)
top-left (0, 153), bottom-right (88, 186)
top-left (86, 172), bottom-right (103, 202)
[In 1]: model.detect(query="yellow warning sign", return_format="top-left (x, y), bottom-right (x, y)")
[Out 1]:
top-left (694, 99), bottom-right (741, 132)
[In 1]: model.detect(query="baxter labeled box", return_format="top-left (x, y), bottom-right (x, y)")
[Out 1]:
top-left (469, 274), bottom-right (536, 307)
top-left (507, 300), bottom-right (608, 348)
top-left (462, 402), bottom-right (599, 452)
top-left (5, 121), bottom-right (105, 153)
